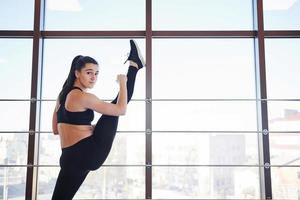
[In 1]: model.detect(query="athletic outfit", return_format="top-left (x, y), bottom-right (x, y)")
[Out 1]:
top-left (52, 66), bottom-right (138, 200)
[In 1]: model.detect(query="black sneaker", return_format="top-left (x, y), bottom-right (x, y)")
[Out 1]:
top-left (124, 39), bottom-right (145, 70)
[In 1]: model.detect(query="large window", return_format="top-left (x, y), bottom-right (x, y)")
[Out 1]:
top-left (0, 39), bottom-right (32, 199)
top-left (1, 0), bottom-right (300, 199)
top-left (265, 39), bottom-right (300, 199)
top-left (151, 39), bottom-right (259, 199)
top-left (38, 39), bottom-right (146, 199)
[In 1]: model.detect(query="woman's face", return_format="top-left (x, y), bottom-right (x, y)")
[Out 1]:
top-left (75, 63), bottom-right (99, 89)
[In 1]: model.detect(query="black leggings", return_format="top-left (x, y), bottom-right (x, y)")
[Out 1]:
top-left (52, 66), bottom-right (138, 200)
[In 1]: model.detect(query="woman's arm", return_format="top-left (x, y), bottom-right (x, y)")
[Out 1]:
top-left (116, 76), bottom-right (127, 113)
top-left (82, 75), bottom-right (128, 116)
top-left (52, 100), bottom-right (59, 135)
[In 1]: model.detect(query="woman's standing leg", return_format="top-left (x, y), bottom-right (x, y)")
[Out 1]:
top-left (52, 144), bottom-right (92, 200)
top-left (52, 138), bottom-right (94, 199)
top-left (52, 169), bottom-right (89, 200)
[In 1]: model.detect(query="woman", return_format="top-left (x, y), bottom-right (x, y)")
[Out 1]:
top-left (51, 40), bottom-right (145, 199)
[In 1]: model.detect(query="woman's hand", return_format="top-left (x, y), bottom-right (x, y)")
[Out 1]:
top-left (116, 74), bottom-right (127, 85)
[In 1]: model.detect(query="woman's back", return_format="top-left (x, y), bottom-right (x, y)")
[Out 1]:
top-left (56, 87), bottom-right (94, 148)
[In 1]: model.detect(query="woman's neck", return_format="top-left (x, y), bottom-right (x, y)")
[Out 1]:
top-left (73, 81), bottom-right (87, 92)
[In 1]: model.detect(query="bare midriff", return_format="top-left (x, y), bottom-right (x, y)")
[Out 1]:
top-left (58, 123), bottom-right (93, 148)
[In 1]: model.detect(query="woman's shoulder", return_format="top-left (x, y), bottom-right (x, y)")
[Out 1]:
top-left (63, 89), bottom-right (85, 107)
top-left (67, 89), bottom-right (83, 99)
top-left (68, 90), bottom-right (100, 104)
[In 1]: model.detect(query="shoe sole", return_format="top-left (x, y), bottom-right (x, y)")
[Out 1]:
top-left (131, 39), bottom-right (146, 68)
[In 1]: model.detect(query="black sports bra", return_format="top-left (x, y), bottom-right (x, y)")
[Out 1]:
top-left (57, 87), bottom-right (94, 125)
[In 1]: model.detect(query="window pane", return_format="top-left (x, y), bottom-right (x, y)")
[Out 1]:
top-left (39, 133), bottom-right (144, 165)
top-left (38, 133), bottom-right (60, 165)
top-left (270, 133), bottom-right (300, 166)
top-left (153, 39), bottom-right (255, 99)
top-left (40, 101), bottom-right (56, 132)
top-left (0, 0), bottom-right (34, 30)
top-left (104, 133), bottom-right (145, 165)
top-left (0, 167), bottom-right (26, 200)
top-left (117, 102), bottom-right (145, 131)
top-left (0, 133), bottom-right (28, 165)
top-left (37, 167), bottom-right (59, 200)
top-left (0, 39), bottom-right (32, 99)
top-left (42, 39), bottom-right (145, 100)
top-left (153, 101), bottom-right (257, 131)
top-left (153, 0), bottom-right (253, 30)
top-left (0, 102), bottom-right (30, 131)
top-left (265, 39), bottom-right (300, 99)
top-left (153, 133), bottom-right (258, 165)
top-left (268, 101), bottom-right (300, 131)
top-left (153, 167), bottom-right (260, 199)
top-left (263, 0), bottom-right (300, 30)
top-left (272, 167), bottom-right (300, 199)
top-left (45, 0), bottom-right (145, 30)
top-left (37, 167), bottom-right (145, 199)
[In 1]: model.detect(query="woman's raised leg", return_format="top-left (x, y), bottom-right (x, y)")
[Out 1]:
top-left (91, 65), bottom-right (138, 165)
top-left (91, 39), bottom-right (144, 168)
